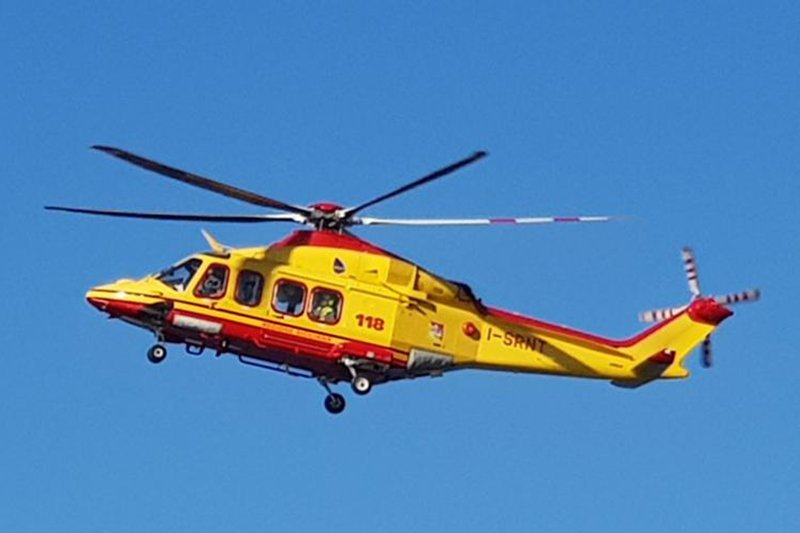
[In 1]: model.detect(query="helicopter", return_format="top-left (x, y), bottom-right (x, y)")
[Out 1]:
top-left (46, 146), bottom-right (760, 414)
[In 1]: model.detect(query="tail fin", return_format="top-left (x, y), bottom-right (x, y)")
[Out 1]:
top-left (612, 298), bottom-right (732, 387)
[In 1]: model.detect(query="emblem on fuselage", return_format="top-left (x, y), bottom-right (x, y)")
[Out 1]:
top-left (430, 322), bottom-right (445, 342)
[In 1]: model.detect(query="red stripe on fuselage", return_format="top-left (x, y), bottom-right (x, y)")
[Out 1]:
top-left (90, 289), bottom-right (409, 355)
top-left (271, 230), bottom-right (393, 257)
top-left (88, 292), bottom-right (409, 370)
top-left (486, 306), bottom-right (685, 349)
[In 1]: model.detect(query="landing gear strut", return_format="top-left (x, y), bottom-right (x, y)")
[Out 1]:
top-left (147, 344), bottom-right (167, 364)
top-left (342, 357), bottom-right (373, 396)
top-left (318, 377), bottom-right (346, 415)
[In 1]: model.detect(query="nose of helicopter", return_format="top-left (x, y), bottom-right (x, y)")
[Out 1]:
top-left (87, 282), bottom-right (132, 314)
top-left (85, 279), bottom-right (157, 317)
top-left (86, 291), bottom-right (105, 311)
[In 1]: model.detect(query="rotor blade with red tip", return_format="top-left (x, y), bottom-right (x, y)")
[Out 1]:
top-left (344, 151), bottom-right (488, 217)
top-left (713, 289), bottom-right (761, 306)
top-left (92, 145), bottom-right (311, 217)
top-left (355, 215), bottom-right (614, 226)
top-left (44, 206), bottom-right (306, 223)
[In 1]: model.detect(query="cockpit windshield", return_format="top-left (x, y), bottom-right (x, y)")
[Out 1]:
top-left (156, 258), bottom-right (202, 291)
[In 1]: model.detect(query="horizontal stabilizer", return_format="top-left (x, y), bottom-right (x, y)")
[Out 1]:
top-left (611, 349), bottom-right (677, 389)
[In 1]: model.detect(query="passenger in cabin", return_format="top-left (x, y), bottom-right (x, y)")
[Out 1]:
top-left (239, 280), bottom-right (255, 303)
top-left (237, 273), bottom-right (262, 305)
top-left (311, 292), bottom-right (340, 323)
top-left (197, 266), bottom-right (227, 298)
top-left (276, 282), bottom-right (305, 315)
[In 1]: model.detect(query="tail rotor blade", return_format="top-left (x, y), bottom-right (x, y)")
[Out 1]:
top-left (701, 336), bottom-right (713, 368)
top-left (714, 289), bottom-right (761, 306)
top-left (681, 247), bottom-right (702, 298)
top-left (639, 306), bottom-right (686, 323)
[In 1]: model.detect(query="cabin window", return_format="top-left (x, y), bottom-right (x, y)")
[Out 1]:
top-left (272, 280), bottom-right (306, 316)
top-left (309, 288), bottom-right (342, 324)
top-left (235, 270), bottom-right (264, 307)
top-left (156, 258), bottom-right (202, 292)
top-left (194, 264), bottom-right (229, 299)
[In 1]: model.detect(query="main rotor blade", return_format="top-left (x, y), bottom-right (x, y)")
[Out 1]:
top-left (45, 206), bottom-right (306, 223)
top-left (344, 151), bottom-right (488, 217)
top-left (355, 215), bottom-right (614, 226)
top-left (92, 145), bottom-right (311, 217)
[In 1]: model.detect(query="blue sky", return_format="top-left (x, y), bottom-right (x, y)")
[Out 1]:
top-left (2, 2), bottom-right (798, 531)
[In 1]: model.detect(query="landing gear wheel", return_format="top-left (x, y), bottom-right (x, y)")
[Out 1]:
top-left (324, 393), bottom-right (346, 414)
top-left (147, 344), bottom-right (167, 364)
top-left (351, 375), bottom-right (372, 396)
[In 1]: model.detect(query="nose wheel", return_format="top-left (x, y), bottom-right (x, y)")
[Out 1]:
top-left (147, 344), bottom-right (167, 364)
top-left (323, 392), bottom-right (346, 414)
top-left (317, 377), bottom-right (347, 414)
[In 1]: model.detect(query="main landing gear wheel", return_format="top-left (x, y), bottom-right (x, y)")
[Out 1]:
top-left (147, 344), bottom-right (167, 364)
top-left (324, 393), bottom-right (346, 415)
top-left (351, 375), bottom-right (372, 396)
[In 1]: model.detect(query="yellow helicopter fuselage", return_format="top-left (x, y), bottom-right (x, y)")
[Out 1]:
top-left (86, 230), bottom-right (730, 389)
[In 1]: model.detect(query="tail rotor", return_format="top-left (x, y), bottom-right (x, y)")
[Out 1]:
top-left (639, 247), bottom-right (760, 367)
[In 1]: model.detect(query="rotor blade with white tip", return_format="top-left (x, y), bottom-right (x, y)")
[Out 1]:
top-left (343, 151), bottom-right (488, 217)
top-left (681, 247), bottom-right (702, 298)
top-left (355, 215), bottom-right (614, 226)
top-left (701, 336), bottom-right (713, 368)
top-left (639, 305), bottom-right (687, 323)
top-left (44, 206), bottom-right (306, 223)
top-left (92, 145), bottom-right (311, 217)
top-left (713, 289), bottom-right (761, 306)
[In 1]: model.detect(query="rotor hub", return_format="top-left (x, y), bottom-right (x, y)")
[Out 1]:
top-left (308, 202), bottom-right (344, 214)
top-left (307, 202), bottom-right (347, 230)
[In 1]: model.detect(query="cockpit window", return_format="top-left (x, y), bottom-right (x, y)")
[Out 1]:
top-left (156, 258), bottom-right (202, 291)
top-left (194, 264), bottom-right (229, 299)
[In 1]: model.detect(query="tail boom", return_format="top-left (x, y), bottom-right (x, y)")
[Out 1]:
top-left (473, 298), bottom-right (732, 383)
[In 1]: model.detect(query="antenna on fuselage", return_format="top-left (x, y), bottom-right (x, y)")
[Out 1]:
top-left (201, 229), bottom-right (229, 255)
